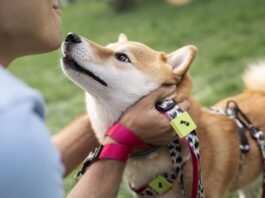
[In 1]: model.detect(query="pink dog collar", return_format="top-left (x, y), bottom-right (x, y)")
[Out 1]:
top-left (106, 123), bottom-right (149, 149)
top-left (99, 143), bottom-right (133, 162)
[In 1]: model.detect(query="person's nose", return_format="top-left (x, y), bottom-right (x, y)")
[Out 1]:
top-left (65, 32), bottom-right (81, 43)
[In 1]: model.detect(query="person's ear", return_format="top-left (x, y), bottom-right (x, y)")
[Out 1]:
top-left (167, 45), bottom-right (197, 78)
top-left (118, 33), bottom-right (128, 43)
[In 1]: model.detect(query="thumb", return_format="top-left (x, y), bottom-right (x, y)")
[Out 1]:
top-left (144, 85), bottom-right (176, 105)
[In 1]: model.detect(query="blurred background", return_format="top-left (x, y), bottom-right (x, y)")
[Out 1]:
top-left (9, 0), bottom-right (265, 197)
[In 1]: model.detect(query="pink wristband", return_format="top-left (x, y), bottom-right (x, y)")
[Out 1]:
top-left (106, 123), bottom-right (149, 149)
top-left (99, 144), bottom-right (133, 163)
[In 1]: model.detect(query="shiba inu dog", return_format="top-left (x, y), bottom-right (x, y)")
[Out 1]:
top-left (61, 33), bottom-right (265, 197)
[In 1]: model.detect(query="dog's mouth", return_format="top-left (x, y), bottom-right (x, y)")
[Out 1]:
top-left (62, 57), bottom-right (108, 87)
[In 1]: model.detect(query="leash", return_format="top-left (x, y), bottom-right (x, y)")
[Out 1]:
top-left (225, 101), bottom-right (265, 198)
top-left (156, 100), bottom-right (204, 198)
top-left (130, 100), bottom-right (203, 197)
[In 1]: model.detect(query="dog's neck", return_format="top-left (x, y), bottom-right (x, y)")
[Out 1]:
top-left (186, 98), bottom-right (203, 122)
top-left (85, 92), bottom-right (143, 143)
top-left (86, 87), bottom-right (203, 144)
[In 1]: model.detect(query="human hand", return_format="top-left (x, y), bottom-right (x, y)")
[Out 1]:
top-left (119, 86), bottom-right (191, 145)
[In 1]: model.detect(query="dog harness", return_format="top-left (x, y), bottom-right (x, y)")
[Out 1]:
top-left (131, 100), bottom-right (204, 198)
top-left (212, 100), bottom-right (265, 198)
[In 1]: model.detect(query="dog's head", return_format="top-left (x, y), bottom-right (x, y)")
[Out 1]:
top-left (61, 33), bottom-right (196, 103)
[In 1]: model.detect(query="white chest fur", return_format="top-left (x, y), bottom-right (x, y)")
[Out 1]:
top-left (85, 93), bottom-right (176, 192)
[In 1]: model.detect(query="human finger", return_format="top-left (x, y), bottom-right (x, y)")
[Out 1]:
top-left (177, 100), bottom-right (191, 112)
top-left (139, 85), bottom-right (176, 108)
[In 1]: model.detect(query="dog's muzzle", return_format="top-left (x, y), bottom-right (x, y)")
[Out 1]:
top-left (62, 33), bottom-right (108, 87)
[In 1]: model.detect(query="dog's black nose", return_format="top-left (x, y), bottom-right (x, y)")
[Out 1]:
top-left (65, 32), bottom-right (81, 43)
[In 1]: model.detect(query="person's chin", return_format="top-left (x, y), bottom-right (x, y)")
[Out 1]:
top-left (49, 31), bottom-right (62, 50)
top-left (29, 36), bottom-right (61, 56)
top-left (51, 10), bottom-right (62, 49)
top-left (39, 13), bottom-right (62, 52)
top-left (40, 26), bottom-right (62, 52)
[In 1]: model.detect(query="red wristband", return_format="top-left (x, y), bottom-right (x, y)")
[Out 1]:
top-left (99, 144), bottom-right (133, 163)
top-left (106, 123), bottom-right (149, 149)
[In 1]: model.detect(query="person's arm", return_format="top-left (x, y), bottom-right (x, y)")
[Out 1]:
top-left (66, 137), bottom-right (124, 198)
top-left (67, 86), bottom-right (191, 198)
top-left (52, 115), bottom-right (98, 176)
top-left (68, 159), bottom-right (124, 198)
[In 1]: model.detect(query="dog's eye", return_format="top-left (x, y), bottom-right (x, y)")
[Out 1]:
top-left (115, 53), bottom-right (131, 63)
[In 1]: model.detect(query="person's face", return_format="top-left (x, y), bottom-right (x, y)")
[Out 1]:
top-left (0, 0), bottom-right (62, 58)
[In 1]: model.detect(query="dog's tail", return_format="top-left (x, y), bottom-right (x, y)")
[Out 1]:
top-left (243, 60), bottom-right (265, 92)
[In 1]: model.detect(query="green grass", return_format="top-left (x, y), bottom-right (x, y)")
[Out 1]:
top-left (9, 0), bottom-right (265, 197)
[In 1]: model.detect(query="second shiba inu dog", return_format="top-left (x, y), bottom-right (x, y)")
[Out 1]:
top-left (61, 33), bottom-right (265, 197)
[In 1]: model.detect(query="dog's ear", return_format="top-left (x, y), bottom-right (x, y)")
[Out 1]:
top-left (167, 45), bottom-right (197, 77)
top-left (118, 33), bottom-right (128, 43)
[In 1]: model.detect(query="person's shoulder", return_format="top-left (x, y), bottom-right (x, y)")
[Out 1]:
top-left (0, 66), bottom-right (45, 118)
top-left (0, 111), bottom-right (65, 196)
top-left (0, 111), bottom-right (65, 198)
top-left (0, 68), bottom-right (64, 198)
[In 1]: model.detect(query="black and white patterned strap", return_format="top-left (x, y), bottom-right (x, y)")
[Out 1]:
top-left (157, 100), bottom-right (204, 198)
top-left (168, 136), bottom-right (185, 195)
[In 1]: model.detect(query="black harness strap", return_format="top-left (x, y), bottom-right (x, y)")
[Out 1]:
top-left (225, 100), bottom-right (265, 198)
top-left (226, 101), bottom-right (250, 154)
top-left (210, 105), bottom-right (250, 169)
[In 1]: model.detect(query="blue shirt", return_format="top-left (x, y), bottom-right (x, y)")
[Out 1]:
top-left (0, 66), bottom-right (64, 198)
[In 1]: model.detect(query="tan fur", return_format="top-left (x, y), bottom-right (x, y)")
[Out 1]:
top-left (68, 35), bottom-right (265, 197)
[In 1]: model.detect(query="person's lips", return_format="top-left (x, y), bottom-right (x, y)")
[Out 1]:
top-left (52, 1), bottom-right (61, 16)
top-left (52, 0), bottom-right (61, 10)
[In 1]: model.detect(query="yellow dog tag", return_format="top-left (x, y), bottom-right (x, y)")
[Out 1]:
top-left (148, 176), bottom-right (172, 195)
top-left (170, 111), bottom-right (197, 138)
